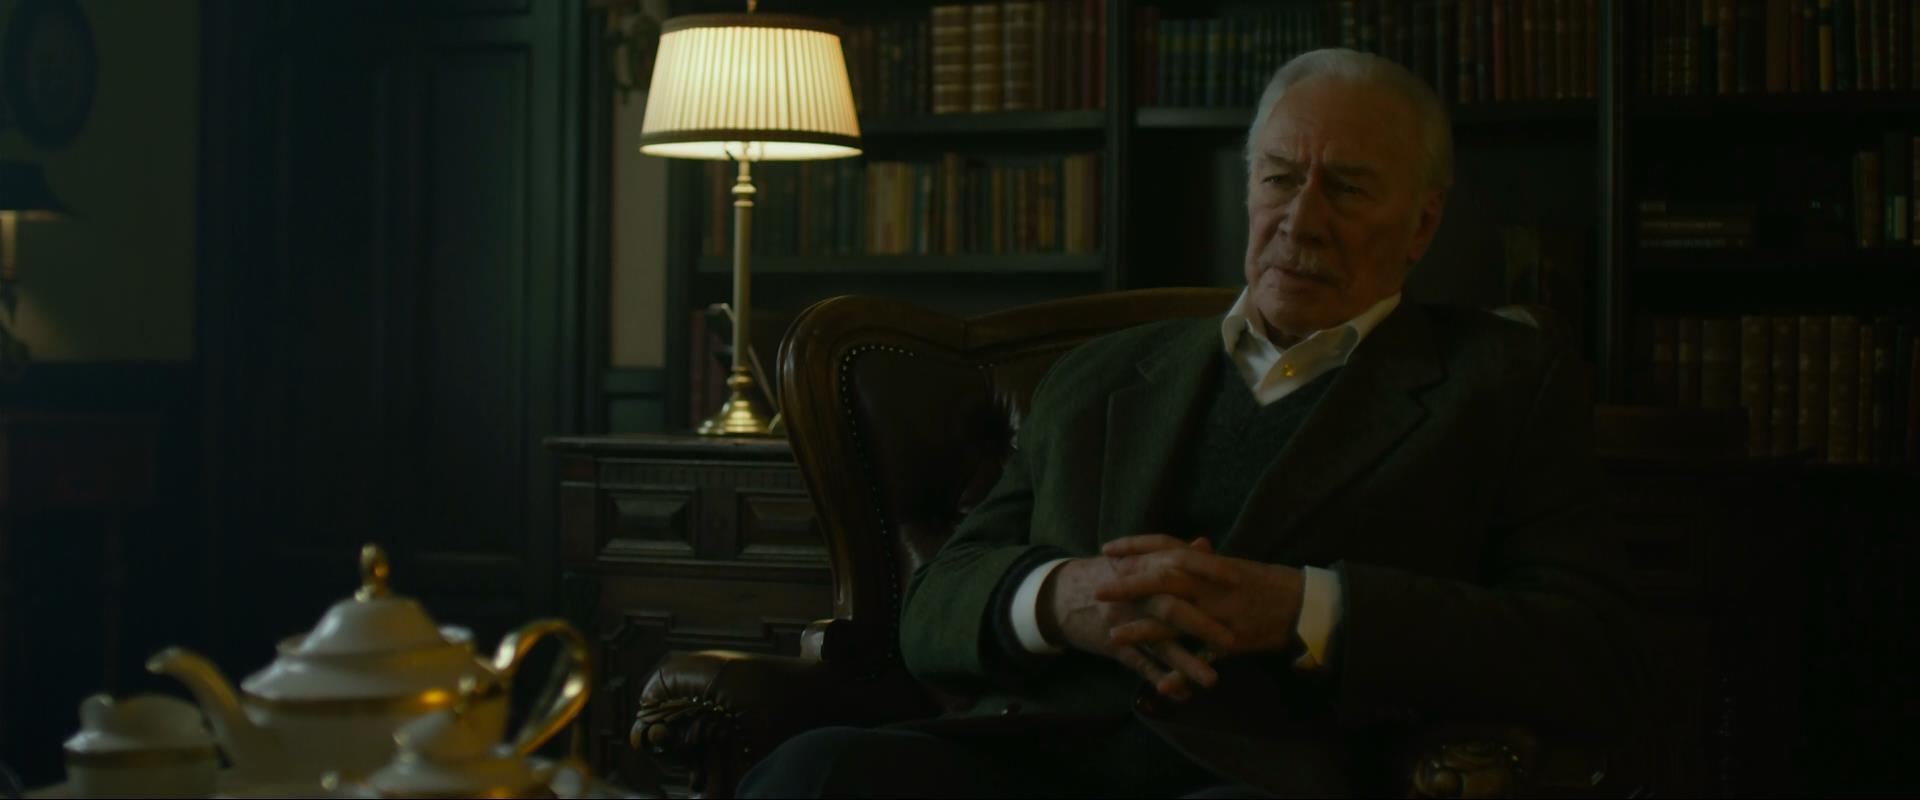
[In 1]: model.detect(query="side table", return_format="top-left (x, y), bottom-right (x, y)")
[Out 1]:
top-left (546, 434), bottom-right (832, 796)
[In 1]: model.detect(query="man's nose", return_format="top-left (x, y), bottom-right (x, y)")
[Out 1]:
top-left (1280, 179), bottom-right (1331, 247)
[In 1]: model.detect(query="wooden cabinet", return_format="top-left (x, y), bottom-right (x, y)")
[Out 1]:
top-left (0, 412), bottom-right (159, 785)
top-left (547, 434), bottom-right (832, 793)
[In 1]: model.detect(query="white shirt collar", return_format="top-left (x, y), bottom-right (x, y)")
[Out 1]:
top-left (1220, 288), bottom-right (1402, 360)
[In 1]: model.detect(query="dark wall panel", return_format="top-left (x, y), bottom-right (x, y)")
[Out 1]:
top-left (422, 49), bottom-right (531, 555)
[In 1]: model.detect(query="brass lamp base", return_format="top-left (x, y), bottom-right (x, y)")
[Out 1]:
top-left (696, 372), bottom-right (776, 436)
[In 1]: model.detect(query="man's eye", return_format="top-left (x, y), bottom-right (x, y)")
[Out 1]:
top-left (1263, 174), bottom-right (1297, 187)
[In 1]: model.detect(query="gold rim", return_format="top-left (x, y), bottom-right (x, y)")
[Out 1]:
top-left (64, 745), bottom-right (218, 768)
top-left (243, 680), bottom-right (503, 715)
top-left (371, 783), bottom-right (550, 799)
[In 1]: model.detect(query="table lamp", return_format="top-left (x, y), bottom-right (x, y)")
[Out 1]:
top-left (637, 1), bottom-right (861, 436)
top-left (0, 160), bottom-right (71, 377)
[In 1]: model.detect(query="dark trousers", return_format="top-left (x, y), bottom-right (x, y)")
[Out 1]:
top-left (735, 718), bottom-right (1270, 799)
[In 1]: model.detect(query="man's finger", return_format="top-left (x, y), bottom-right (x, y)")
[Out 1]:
top-left (1143, 594), bottom-right (1237, 651)
top-left (1148, 640), bottom-right (1215, 692)
top-left (1107, 599), bottom-right (1236, 652)
top-left (1107, 622), bottom-right (1218, 692)
top-left (1101, 534), bottom-right (1190, 557)
top-left (1093, 569), bottom-right (1199, 602)
top-left (1113, 641), bottom-right (1173, 689)
top-left (1094, 556), bottom-right (1241, 602)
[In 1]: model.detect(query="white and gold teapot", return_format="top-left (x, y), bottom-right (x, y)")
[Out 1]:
top-left (146, 544), bottom-right (591, 789)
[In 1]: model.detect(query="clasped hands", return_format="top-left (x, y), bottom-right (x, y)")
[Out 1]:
top-left (1037, 535), bottom-right (1305, 701)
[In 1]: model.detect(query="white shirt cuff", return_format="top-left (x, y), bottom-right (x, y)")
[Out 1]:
top-left (1010, 557), bottom-right (1074, 655)
top-left (1291, 565), bottom-right (1343, 671)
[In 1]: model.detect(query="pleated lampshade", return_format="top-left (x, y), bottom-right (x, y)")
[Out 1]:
top-left (639, 13), bottom-right (862, 161)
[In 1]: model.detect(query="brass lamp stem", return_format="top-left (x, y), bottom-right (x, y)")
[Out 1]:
top-left (697, 154), bottom-right (774, 436)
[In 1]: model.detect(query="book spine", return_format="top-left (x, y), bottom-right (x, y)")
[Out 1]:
top-left (1003, 2), bottom-right (1036, 111)
top-left (1652, 0), bottom-right (1669, 94)
top-left (1742, 315), bottom-right (1774, 455)
top-left (1543, 0), bottom-right (1559, 98)
top-left (1857, 149), bottom-right (1883, 247)
top-left (1451, 0), bottom-right (1466, 101)
top-left (1836, 0), bottom-right (1855, 88)
top-left (1858, 319), bottom-right (1876, 462)
top-left (1489, 0), bottom-right (1505, 100)
top-left (1895, 325), bottom-right (1915, 460)
top-left (1437, 0), bottom-right (1455, 103)
top-left (1206, 18), bottom-right (1223, 107)
top-left (1790, 0), bottom-right (1807, 88)
top-left (1828, 315), bottom-right (1860, 463)
top-left (1913, 133), bottom-right (1919, 246)
top-left (1769, 0), bottom-right (1794, 89)
top-left (1886, 130), bottom-right (1910, 246)
top-left (1678, 316), bottom-right (1704, 407)
top-left (931, 6), bottom-right (970, 114)
top-left (1771, 316), bottom-right (1801, 456)
top-left (1867, 0), bottom-right (1883, 90)
top-left (1652, 316), bottom-right (1679, 405)
top-left (969, 4), bottom-right (1003, 112)
top-left (1082, 0), bottom-right (1100, 109)
top-left (1804, 0), bottom-right (1821, 90)
top-left (1889, 318), bottom-right (1904, 460)
top-left (1890, 0), bottom-right (1906, 90)
top-left (1799, 314), bottom-right (1832, 462)
top-left (1478, 0), bottom-right (1493, 101)
top-left (1820, 0), bottom-right (1837, 88)
top-left (1703, 317), bottom-right (1742, 409)
top-left (1739, 0), bottom-right (1758, 92)
top-left (1588, 0), bottom-right (1601, 96)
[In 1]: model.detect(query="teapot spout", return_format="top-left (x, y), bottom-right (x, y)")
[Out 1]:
top-left (146, 646), bottom-right (290, 780)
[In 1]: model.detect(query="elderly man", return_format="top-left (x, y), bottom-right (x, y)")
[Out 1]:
top-left (738, 48), bottom-right (1642, 798)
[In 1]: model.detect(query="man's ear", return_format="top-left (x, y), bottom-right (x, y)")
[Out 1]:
top-left (1406, 188), bottom-right (1447, 264)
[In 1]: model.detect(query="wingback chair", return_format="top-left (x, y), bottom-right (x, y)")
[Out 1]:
top-left (633, 288), bottom-right (1633, 798)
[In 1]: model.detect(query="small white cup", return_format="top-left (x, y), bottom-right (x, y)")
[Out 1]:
top-left (63, 693), bottom-right (219, 799)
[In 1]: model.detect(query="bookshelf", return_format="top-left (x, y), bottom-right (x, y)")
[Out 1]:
top-left (1611, 3), bottom-right (1920, 794)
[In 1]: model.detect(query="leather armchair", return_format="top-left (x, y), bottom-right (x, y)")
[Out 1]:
top-left (634, 289), bottom-right (1635, 798)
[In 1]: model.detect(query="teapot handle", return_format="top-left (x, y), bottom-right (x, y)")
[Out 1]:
top-left (491, 619), bottom-right (593, 757)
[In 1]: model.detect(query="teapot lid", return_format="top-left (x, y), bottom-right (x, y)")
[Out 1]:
top-left (293, 544), bottom-right (450, 657)
top-left (367, 678), bottom-right (547, 798)
top-left (64, 694), bottom-right (216, 754)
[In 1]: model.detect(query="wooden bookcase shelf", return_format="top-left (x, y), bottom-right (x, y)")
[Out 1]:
top-left (1634, 248), bottom-right (1920, 271)
top-left (695, 254), bottom-right (1107, 276)
top-left (1634, 91), bottom-right (1920, 119)
top-left (860, 110), bottom-right (1106, 136)
top-left (1136, 100), bottom-right (1595, 131)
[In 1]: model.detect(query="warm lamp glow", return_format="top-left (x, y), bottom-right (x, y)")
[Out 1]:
top-left (638, 14), bottom-right (862, 162)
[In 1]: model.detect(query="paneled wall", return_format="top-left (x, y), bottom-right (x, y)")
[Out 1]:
top-left (197, 0), bottom-right (586, 665)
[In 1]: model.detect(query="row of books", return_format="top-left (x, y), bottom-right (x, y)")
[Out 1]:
top-left (1644, 0), bottom-right (1920, 96)
top-left (914, 1), bottom-right (1109, 116)
top-left (1853, 132), bottom-right (1918, 248)
top-left (1637, 314), bottom-right (1920, 463)
top-left (697, 154), bottom-right (1102, 258)
top-left (1131, 8), bottom-right (1329, 108)
top-left (1327, 0), bottom-right (1602, 105)
top-left (1634, 201), bottom-right (1757, 249)
top-left (1634, 132), bottom-right (1916, 250)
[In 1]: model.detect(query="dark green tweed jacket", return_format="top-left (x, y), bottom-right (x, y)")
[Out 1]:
top-left (896, 301), bottom-right (1644, 786)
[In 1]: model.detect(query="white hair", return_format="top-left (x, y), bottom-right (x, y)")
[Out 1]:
top-left (1244, 48), bottom-right (1454, 191)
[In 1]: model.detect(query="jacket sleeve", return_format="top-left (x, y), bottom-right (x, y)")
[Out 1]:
top-left (898, 370), bottom-right (1073, 693)
top-left (1330, 347), bottom-right (1648, 737)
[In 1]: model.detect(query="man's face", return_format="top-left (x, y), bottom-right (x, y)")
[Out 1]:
top-left (1243, 75), bottom-right (1445, 341)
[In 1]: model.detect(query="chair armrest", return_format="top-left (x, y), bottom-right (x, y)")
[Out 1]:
top-left (632, 642), bottom-right (935, 797)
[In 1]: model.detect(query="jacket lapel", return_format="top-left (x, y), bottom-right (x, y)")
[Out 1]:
top-left (1218, 303), bottom-right (1446, 559)
top-left (1097, 319), bottom-right (1221, 542)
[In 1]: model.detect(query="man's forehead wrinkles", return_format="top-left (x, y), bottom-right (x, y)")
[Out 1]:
top-left (1259, 152), bottom-right (1380, 178)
